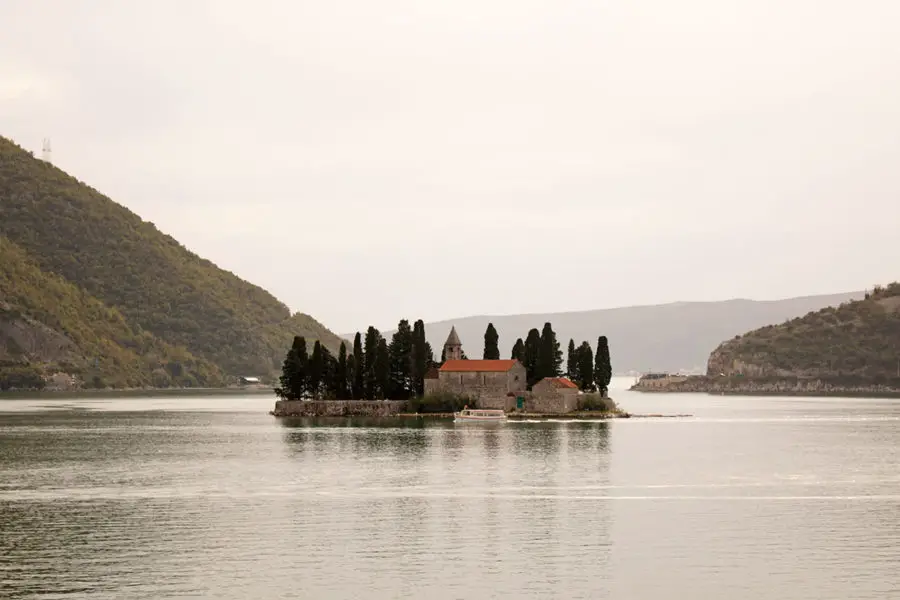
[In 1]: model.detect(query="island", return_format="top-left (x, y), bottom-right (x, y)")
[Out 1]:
top-left (631, 283), bottom-right (900, 397)
top-left (273, 321), bottom-right (626, 418)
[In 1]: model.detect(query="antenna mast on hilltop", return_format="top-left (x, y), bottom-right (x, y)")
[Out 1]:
top-left (41, 138), bottom-right (52, 163)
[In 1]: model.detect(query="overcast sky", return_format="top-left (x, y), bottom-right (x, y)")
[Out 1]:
top-left (2, 0), bottom-right (899, 334)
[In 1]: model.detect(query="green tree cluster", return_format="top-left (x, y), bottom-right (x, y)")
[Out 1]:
top-left (276, 318), bottom-right (435, 400)
top-left (565, 339), bottom-right (597, 391)
top-left (499, 321), bottom-right (611, 392)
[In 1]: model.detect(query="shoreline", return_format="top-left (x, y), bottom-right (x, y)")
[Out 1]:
top-left (630, 375), bottom-right (900, 398)
top-left (0, 386), bottom-right (274, 399)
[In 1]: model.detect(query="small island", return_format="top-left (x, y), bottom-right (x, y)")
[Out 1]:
top-left (273, 319), bottom-right (624, 419)
top-left (631, 282), bottom-right (900, 398)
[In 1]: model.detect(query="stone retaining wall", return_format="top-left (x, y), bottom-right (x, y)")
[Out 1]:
top-left (272, 400), bottom-right (406, 417)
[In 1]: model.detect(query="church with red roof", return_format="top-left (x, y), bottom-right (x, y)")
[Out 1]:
top-left (423, 326), bottom-right (527, 409)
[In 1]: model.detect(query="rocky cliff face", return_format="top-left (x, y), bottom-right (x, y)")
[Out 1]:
top-left (0, 305), bottom-right (78, 365)
top-left (706, 341), bottom-right (799, 378)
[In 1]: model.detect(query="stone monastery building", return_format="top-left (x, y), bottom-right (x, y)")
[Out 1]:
top-left (424, 326), bottom-right (526, 409)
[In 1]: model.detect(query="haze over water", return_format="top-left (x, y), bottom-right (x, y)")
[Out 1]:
top-left (2, 378), bottom-right (899, 599)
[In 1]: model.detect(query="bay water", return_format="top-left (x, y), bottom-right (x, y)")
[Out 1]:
top-left (1, 378), bottom-right (899, 599)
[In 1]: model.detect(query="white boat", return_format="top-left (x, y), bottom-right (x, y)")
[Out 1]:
top-left (453, 408), bottom-right (507, 422)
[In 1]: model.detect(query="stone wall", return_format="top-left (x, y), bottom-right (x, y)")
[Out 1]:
top-left (272, 400), bottom-right (406, 417)
top-left (524, 388), bottom-right (578, 414)
top-left (633, 374), bottom-right (689, 389)
top-left (425, 363), bottom-right (526, 410)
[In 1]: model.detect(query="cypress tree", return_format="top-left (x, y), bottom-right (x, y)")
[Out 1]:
top-left (523, 328), bottom-right (541, 388)
top-left (352, 332), bottom-right (364, 399)
top-left (363, 326), bottom-right (381, 400)
top-left (595, 335), bottom-right (612, 396)
top-left (440, 346), bottom-right (446, 365)
top-left (411, 319), bottom-right (430, 396)
top-left (374, 338), bottom-right (391, 399)
top-left (346, 353), bottom-right (356, 400)
top-left (278, 335), bottom-right (308, 399)
top-left (566, 339), bottom-right (577, 381)
top-left (388, 319), bottom-right (414, 399)
top-left (538, 322), bottom-right (563, 380)
top-left (483, 323), bottom-right (500, 360)
top-left (577, 341), bottom-right (595, 391)
top-left (511, 338), bottom-right (525, 363)
top-left (336, 341), bottom-right (349, 399)
top-left (322, 345), bottom-right (337, 398)
top-left (309, 340), bottom-right (325, 397)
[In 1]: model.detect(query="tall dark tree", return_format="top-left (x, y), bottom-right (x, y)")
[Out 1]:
top-left (388, 319), bottom-right (414, 399)
top-left (566, 339), bottom-right (577, 380)
top-left (595, 335), bottom-right (612, 396)
top-left (346, 353), bottom-right (357, 399)
top-left (363, 326), bottom-right (381, 400)
top-left (576, 341), bottom-right (595, 391)
top-left (374, 338), bottom-right (391, 399)
top-left (352, 332), bottom-right (364, 399)
top-left (411, 319), bottom-right (431, 396)
top-left (322, 345), bottom-right (337, 397)
top-left (537, 322), bottom-right (563, 380)
top-left (523, 328), bottom-right (542, 388)
top-left (308, 340), bottom-right (325, 397)
top-left (335, 341), bottom-right (350, 399)
top-left (277, 335), bottom-right (309, 399)
top-left (483, 323), bottom-right (500, 360)
top-left (511, 338), bottom-right (525, 363)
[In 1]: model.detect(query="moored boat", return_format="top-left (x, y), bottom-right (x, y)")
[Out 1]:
top-left (453, 408), bottom-right (507, 422)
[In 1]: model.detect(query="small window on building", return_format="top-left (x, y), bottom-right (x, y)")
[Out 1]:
top-left (482, 374), bottom-right (486, 385)
top-left (514, 375), bottom-right (519, 381)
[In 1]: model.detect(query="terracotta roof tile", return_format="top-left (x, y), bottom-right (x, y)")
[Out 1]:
top-left (541, 377), bottom-right (579, 389)
top-left (439, 359), bottom-right (518, 373)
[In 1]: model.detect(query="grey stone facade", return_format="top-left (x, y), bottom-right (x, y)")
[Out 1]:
top-left (425, 361), bottom-right (527, 409)
top-left (424, 327), bottom-right (527, 410)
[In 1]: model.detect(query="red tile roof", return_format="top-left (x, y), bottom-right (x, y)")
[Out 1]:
top-left (439, 359), bottom-right (518, 373)
top-left (541, 377), bottom-right (579, 389)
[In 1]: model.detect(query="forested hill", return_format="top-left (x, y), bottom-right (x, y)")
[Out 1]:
top-left (707, 282), bottom-right (900, 380)
top-left (0, 136), bottom-right (342, 387)
top-left (1, 237), bottom-right (222, 389)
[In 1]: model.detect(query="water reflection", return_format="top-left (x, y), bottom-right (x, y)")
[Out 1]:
top-left (7, 397), bottom-right (898, 599)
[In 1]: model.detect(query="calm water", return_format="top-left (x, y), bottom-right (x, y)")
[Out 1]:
top-left (1, 378), bottom-right (899, 599)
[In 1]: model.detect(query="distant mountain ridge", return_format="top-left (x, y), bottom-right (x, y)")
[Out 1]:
top-left (364, 292), bottom-right (864, 374)
top-left (0, 135), bottom-right (342, 389)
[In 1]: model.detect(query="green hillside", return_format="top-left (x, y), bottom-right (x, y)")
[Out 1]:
top-left (708, 282), bottom-right (900, 380)
top-left (1, 237), bottom-right (222, 388)
top-left (0, 136), bottom-right (343, 386)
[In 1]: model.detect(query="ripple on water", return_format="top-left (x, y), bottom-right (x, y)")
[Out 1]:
top-left (1, 397), bottom-right (900, 599)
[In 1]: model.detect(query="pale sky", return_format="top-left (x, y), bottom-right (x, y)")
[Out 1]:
top-left (2, 0), bottom-right (899, 334)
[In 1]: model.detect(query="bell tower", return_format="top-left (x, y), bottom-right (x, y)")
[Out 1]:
top-left (443, 326), bottom-right (462, 361)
